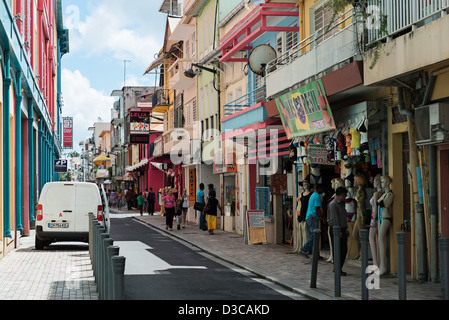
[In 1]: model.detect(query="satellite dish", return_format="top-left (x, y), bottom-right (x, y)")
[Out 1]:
top-left (248, 44), bottom-right (277, 76)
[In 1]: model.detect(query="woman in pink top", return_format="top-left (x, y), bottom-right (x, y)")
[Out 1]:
top-left (163, 189), bottom-right (176, 230)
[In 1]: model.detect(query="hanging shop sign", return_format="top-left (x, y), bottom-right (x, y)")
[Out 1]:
top-left (246, 210), bottom-right (267, 245)
top-left (188, 168), bottom-right (196, 202)
top-left (63, 117), bottom-right (73, 149)
top-left (307, 144), bottom-right (335, 165)
top-left (54, 159), bottom-right (68, 173)
top-left (129, 111), bottom-right (150, 144)
top-left (275, 79), bottom-right (336, 139)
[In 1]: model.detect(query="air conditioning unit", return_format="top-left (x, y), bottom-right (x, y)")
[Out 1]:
top-left (415, 103), bottom-right (449, 146)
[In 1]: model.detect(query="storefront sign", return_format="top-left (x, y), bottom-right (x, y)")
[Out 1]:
top-left (213, 149), bottom-right (237, 174)
top-left (129, 111), bottom-right (150, 144)
top-left (188, 168), bottom-right (196, 202)
top-left (96, 169), bottom-right (109, 179)
top-left (246, 210), bottom-right (267, 245)
top-left (275, 79), bottom-right (336, 139)
top-left (307, 144), bottom-right (335, 165)
top-left (63, 117), bottom-right (73, 149)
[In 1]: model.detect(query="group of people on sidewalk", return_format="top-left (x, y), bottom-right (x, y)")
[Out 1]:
top-left (298, 185), bottom-right (350, 276)
top-left (194, 183), bottom-right (222, 235)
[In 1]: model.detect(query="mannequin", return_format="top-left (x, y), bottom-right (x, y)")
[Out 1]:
top-left (310, 164), bottom-right (322, 185)
top-left (369, 174), bottom-right (382, 267)
top-left (377, 175), bottom-right (393, 275)
top-left (352, 173), bottom-right (367, 259)
top-left (327, 178), bottom-right (344, 262)
top-left (294, 180), bottom-right (312, 252)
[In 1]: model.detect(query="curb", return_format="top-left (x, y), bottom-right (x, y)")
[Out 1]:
top-left (132, 215), bottom-right (336, 301)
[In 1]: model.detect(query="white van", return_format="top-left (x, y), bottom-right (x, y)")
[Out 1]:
top-left (35, 182), bottom-right (110, 249)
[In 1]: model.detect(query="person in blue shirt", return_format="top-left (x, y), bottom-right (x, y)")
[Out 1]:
top-left (196, 183), bottom-right (205, 226)
top-left (299, 184), bottom-right (324, 258)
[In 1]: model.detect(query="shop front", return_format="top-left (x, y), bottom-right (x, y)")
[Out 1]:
top-left (275, 78), bottom-right (389, 267)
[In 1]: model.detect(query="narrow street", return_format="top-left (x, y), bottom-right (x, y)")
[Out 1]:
top-left (109, 212), bottom-right (308, 300)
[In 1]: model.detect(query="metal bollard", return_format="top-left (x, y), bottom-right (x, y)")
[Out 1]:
top-left (107, 246), bottom-right (120, 300)
top-left (88, 213), bottom-right (94, 260)
top-left (111, 256), bottom-right (126, 300)
top-left (360, 229), bottom-right (369, 300)
top-left (102, 238), bottom-right (114, 300)
top-left (439, 238), bottom-right (449, 300)
top-left (310, 229), bottom-right (321, 288)
top-left (93, 225), bottom-right (104, 279)
top-left (397, 232), bottom-right (407, 300)
top-left (98, 233), bottom-right (109, 299)
top-left (333, 226), bottom-right (341, 297)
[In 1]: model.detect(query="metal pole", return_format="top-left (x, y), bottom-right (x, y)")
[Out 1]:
top-left (361, 229), bottom-right (369, 300)
top-left (397, 232), bottom-right (407, 300)
top-left (112, 256), bottom-right (126, 300)
top-left (102, 238), bottom-right (114, 300)
top-left (439, 238), bottom-right (449, 300)
top-left (99, 233), bottom-right (109, 300)
top-left (107, 246), bottom-right (120, 300)
top-left (333, 226), bottom-right (341, 297)
top-left (310, 229), bottom-right (321, 288)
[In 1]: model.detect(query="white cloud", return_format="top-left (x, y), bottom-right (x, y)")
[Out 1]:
top-left (62, 68), bottom-right (115, 149)
top-left (69, 0), bottom-right (164, 66)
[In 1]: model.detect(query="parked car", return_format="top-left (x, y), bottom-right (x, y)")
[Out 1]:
top-left (35, 182), bottom-right (110, 249)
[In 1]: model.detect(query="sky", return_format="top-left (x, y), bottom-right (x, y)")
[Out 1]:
top-left (61, 0), bottom-right (167, 153)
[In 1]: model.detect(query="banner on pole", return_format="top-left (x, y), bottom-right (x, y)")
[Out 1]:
top-left (63, 117), bottom-right (73, 149)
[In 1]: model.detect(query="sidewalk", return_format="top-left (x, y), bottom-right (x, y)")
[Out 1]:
top-left (132, 212), bottom-right (443, 300)
top-left (0, 230), bottom-right (98, 300)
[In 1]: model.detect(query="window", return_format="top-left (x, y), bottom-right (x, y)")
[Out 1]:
top-left (185, 38), bottom-right (190, 59)
top-left (192, 98), bottom-right (197, 122)
top-left (191, 31), bottom-right (196, 57)
top-left (314, 1), bottom-right (338, 44)
top-left (286, 23), bottom-right (298, 52)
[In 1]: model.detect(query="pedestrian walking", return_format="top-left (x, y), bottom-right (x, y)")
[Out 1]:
top-left (148, 188), bottom-right (155, 215)
top-left (116, 189), bottom-right (123, 210)
top-left (163, 188), bottom-right (176, 231)
top-left (299, 184), bottom-right (324, 258)
top-left (203, 190), bottom-right (222, 235)
top-left (125, 188), bottom-right (133, 210)
top-left (138, 192), bottom-right (145, 216)
top-left (181, 189), bottom-right (189, 228)
top-left (144, 189), bottom-right (149, 213)
top-left (109, 190), bottom-right (117, 208)
top-left (195, 183), bottom-right (205, 227)
top-left (327, 186), bottom-right (349, 276)
top-left (175, 198), bottom-right (183, 230)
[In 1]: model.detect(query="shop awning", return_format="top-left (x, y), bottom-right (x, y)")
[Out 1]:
top-left (126, 159), bottom-right (149, 172)
top-left (144, 55), bottom-right (166, 75)
top-left (93, 154), bottom-right (111, 165)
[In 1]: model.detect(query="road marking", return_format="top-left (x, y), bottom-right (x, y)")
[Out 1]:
top-left (114, 241), bottom-right (207, 275)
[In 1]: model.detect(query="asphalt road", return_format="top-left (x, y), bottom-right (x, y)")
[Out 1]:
top-left (108, 214), bottom-right (308, 301)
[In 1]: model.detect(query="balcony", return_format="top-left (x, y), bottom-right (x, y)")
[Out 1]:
top-left (364, 0), bottom-right (449, 86)
top-left (163, 128), bottom-right (190, 155)
top-left (222, 85), bottom-right (272, 134)
top-left (265, 8), bottom-right (360, 98)
top-left (168, 58), bottom-right (196, 91)
top-left (152, 88), bottom-right (170, 113)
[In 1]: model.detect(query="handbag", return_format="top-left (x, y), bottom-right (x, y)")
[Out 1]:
top-left (194, 202), bottom-right (204, 211)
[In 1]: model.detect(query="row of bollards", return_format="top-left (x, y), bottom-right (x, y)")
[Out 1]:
top-left (89, 213), bottom-right (126, 300)
top-left (308, 227), bottom-right (449, 300)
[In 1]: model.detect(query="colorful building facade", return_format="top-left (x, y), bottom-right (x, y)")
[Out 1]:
top-left (0, 0), bottom-right (68, 258)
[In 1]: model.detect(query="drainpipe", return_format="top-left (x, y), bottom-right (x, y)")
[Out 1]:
top-left (15, 71), bottom-right (23, 232)
top-left (398, 86), bottom-right (427, 281)
top-left (3, 50), bottom-right (12, 238)
top-left (28, 98), bottom-right (35, 225)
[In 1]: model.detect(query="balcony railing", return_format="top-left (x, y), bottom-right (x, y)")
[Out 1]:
top-left (168, 58), bottom-right (196, 91)
top-left (223, 85), bottom-right (266, 117)
top-left (265, 8), bottom-right (359, 98)
top-left (366, 0), bottom-right (449, 45)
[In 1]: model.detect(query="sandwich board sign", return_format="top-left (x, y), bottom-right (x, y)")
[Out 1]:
top-left (246, 210), bottom-right (267, 245)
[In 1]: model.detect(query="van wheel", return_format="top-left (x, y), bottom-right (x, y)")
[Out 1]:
top-left (35, 236), bottom-right (46, 250)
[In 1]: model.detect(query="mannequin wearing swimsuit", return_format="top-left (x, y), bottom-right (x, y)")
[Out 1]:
top-left (369, 174), bottom-right (382, 267)
top-left (377, 175), bottom-right (393, 276)
top-left (352, 174), bottom-right (367, 259)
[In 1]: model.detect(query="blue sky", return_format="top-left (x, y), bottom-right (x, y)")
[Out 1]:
top-left (61, 0), bottom-right (166, 152)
